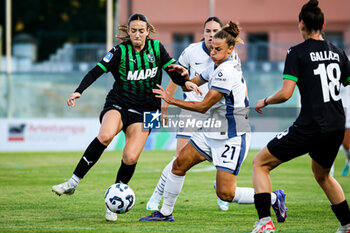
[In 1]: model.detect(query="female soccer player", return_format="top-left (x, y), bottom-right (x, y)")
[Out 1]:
top-left (146, 16), bottom-right (232, 212)
top-left (51, 13), bottom-right (200, 222)
top-left (251, 1), bottom-right (350, 232)
top-left (140, 22), bottom-right (286, 222)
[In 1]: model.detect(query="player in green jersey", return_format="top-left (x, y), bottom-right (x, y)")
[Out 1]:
top-left (52, 13), bottom-right (200, 222)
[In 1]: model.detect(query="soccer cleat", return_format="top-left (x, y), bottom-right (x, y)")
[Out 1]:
top-left (139, 211), bottom-right (174, 222)
top-left (213, 181), bottom-right (229, 211)
top-left (217, 197), bottom-right (229, 211)
top-left (146, 198), bottom-right (160, 211)
top-left (105, 206), bottom-right (117, 222)
top-left (52, 179), bottom-right (77, 196)
top-left (271, 189), bottom-right (287, 223)
top-left (336, 223), bottom-right (350, 233)
top-left (342, 161), bottom-right (350, 176)
top-left (251, 218), bottom-right (275, 233)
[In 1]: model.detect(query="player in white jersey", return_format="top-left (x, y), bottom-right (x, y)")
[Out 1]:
top-left (340, 84), bottom-right (350, 176)
top-left (146, 17), bottom-right (231, 211)
top-left (140, 22), bottom-right (286, 222)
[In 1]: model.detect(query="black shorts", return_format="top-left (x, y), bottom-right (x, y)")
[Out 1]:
top-left (267, 125), bottom-right (344, 168)
top-left (99, 103), bottom-right (144, 133)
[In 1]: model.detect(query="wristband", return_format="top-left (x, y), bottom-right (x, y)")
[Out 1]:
top-left (264, 97), bottom-right (269, 106)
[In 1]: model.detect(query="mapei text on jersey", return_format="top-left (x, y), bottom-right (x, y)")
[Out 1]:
top-left (127, 67), bottom-right (158, 80)
top-left (310, 51), bottom-right (340, 62)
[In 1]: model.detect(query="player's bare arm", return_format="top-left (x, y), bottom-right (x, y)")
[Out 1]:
top-left (255, 79), bottom-right (297, 114)
top-left (153, 85), bottom-right (222, 113)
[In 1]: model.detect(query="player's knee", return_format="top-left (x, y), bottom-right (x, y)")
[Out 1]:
top-left (122, 153), bottom-right (139, 165)
top-left (217, 190), bottom-right (234, 202)
top-left (343, 141), bottom-right (350, 150)
top-left (313, 171), bottom-right (328, 184)
top-left (252, 156), bottom-right (262, 171)
top-left (171, 157), bottom-right (187, 176)
top-left (97, 133), bottom-right (114, 145)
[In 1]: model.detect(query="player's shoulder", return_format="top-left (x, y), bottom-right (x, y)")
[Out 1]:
top-left (221, 59), bottom-right (240, 71)
top-left (216, 60), bottom-right (241, 79)
top-left (182, 41), bottom-right (203, 54)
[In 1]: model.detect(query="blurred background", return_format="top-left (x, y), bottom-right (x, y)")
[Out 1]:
top-left (1, 0), bottom-right (349, 151)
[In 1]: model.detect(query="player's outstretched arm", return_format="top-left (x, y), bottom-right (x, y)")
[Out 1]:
top-left (255, 79), bottom-right (296, 114)
top-left (153, 85), bottom-right (221, 114)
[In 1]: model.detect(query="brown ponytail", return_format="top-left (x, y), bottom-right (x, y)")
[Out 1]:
top-left (214, 21), bottom-right (243, 47)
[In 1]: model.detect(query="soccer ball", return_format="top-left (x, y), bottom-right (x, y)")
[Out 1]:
top-left (104, 183), bottom-right (135, 214)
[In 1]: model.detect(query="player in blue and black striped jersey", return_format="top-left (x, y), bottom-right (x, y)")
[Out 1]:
top-left (51, 13), bottom-right (200, 222)
top-left (251, 1), bottom-right (350, 232)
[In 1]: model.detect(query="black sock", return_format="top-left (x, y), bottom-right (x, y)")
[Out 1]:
top-left (331, 200), bottom-right (350, 226)
top-left (115, 160), bottom-right (137, 184)
top-left (254, 193), bottom-right (271, 219)
top-left (73, 137), bottom-right (107, 178)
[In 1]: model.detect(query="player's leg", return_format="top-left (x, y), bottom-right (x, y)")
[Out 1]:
top-left (140, 136), bottom-right (207, 221)
top-left (115, 122), bottom-right (150, 184)
top-left (105, 122), bottom-right (149, 222)
top-left (310, 129), bottom-right (350, 231)
top-left (213, 133), bottom-right (279, 206)
top-left (213, 134), bottom-right (253, 211)
top-left (251, 147), bottom-right (283, 233)
top-left (312, 159), bottom-right (350, 230)
top-left (146, 136), bottom-right (189, 210)
top-left (342, 129), bottom-right (350, 176)
top-left (52, 109), bottom-right (123, 196)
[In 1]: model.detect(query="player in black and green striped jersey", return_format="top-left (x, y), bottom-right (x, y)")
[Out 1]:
top-left (52, 13), bottom-right (201, 222)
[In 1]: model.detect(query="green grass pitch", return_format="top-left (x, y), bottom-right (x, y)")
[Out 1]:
top-left (0, 150), bottom-right (349, 232)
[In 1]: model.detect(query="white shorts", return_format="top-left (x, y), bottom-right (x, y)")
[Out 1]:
top-left (189, 132), bottom-right (251, 175)
top-left (176, 109), bottom-right (209, 139)
top-left (341, 85), bottom-right (350, 128)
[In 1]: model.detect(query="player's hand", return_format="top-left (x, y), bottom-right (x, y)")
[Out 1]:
top-left (255, 98), bottom-right (266, 114)
top-left (185, 81), bottom-right (202, 96)
top-left (168, 64), bottom-right (189, 77)
top-left (67, 92), bottom-right (81, 107)
top-left (153, 84), bottom-right (173, 104)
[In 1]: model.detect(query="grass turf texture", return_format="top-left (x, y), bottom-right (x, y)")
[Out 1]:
top-left (0, 150), bottom-right (349, 233)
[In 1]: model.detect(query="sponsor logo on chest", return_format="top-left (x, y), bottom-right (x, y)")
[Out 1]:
top-left (127, 67), bottom-right (158, 80)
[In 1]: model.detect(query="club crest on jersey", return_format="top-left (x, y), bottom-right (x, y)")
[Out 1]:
top-left (127, 67), bottom-right (158, 81)
top-left (103, 52), bottom-right (113, 63)
top-left (146, 53), bottom-right (155, 63)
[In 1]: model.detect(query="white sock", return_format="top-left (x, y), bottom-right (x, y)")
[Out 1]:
top-left (344, 148), bottom-right (350, 161)
top-left (150, 157), bottom-right (176, 201)
top-left (231, 187), bottom-right (277, 205)
top-left (232, 187), bottom-right (255, 204)
top-left (271, 192), bottom-right (277, 205)
top-left (260, 216), bottom-right (272, 222)
top-left (160, 172), bottom-right (185, 216)
top-left (70, 174), bottom-right (80, 186)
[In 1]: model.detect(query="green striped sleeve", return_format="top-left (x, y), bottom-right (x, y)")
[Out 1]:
top-left (283, 74), bottom-right (298, 82)
top-left (153, 40), bottom-right (161, 62)
top-left (343, 76), bottom-right (350, 86)
top-left (162, 58), bottom-right (176, 69)
top-left (97, 62), bottom-right (107, 73)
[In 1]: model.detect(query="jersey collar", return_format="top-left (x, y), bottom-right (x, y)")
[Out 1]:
top-left (214, 57), bottom-right (233, 69)
top-left (202, 41), bottom-right (210, 56)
